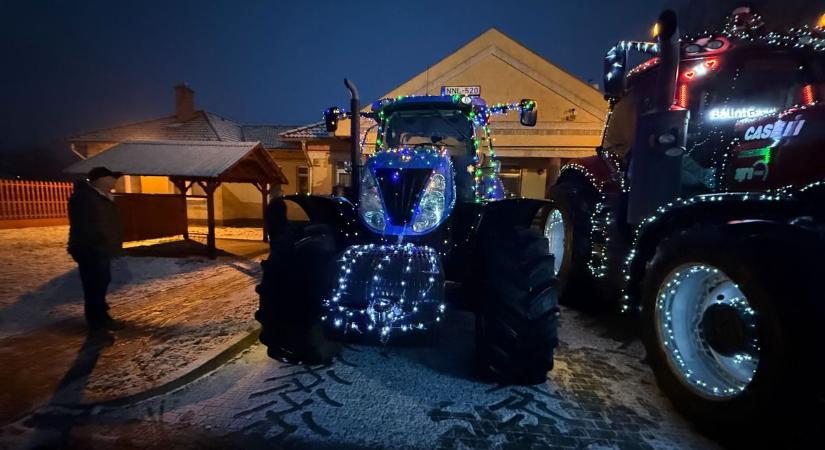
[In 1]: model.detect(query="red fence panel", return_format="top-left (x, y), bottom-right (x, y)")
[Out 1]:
top-left (0, 179), bottom-right (74, 228)
top-left (114, 194), bottom-right (187, 242)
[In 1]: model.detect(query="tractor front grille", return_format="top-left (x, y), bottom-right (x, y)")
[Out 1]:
top-left (374, 168), bottom-right (432, 227)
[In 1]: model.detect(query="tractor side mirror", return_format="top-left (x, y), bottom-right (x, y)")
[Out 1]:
top-left (324, 106), bottom-right (341, 132)
top-left (519, 99), bottom-right (538, 127)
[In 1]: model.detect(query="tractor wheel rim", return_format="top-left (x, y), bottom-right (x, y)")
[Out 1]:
top-left (655, 263), bottom-right (760, 399)
top-left (544, 209), bottom-right (565, 275)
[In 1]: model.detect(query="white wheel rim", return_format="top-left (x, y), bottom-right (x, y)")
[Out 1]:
top-left (656, 263), bottom-right (760, 399)
top-left (543, 209), bottom-right (565, 276)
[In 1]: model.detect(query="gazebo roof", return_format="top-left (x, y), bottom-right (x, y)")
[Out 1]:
top-left (65, 140), bottom-right (287, 184)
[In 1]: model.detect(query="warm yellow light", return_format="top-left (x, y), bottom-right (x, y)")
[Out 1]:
top-left (817, 13), bottom-right (825, 29)
top-left (652, 22), bottom-right (660, 37)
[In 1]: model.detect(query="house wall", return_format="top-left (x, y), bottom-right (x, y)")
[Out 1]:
top-left (322, 29), bottom-right (609, 199)
top-left (220, 183), bottom-right (263, 224)
top-left (268, 147), bottom-right (335, 220)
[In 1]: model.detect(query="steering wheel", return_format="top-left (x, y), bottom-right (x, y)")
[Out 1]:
top-left (412, 142), bottom-right (434, 150)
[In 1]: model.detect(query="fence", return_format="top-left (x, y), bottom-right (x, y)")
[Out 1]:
top-left (0, 179), bottom-right (74, 228)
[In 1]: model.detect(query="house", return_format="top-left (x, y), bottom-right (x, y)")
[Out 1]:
top-left (280, 28), bottom-right (609, 200)
top-left (69, 28), bottom-right (607, 223)
top-left (69, 84), bottom-right (301, 225)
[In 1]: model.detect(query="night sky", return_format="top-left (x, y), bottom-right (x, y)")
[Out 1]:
top-left (0, 0), bottom-right (815, 178)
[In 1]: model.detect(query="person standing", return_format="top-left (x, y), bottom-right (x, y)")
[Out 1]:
top-left (67, 167), bottom-right (124, 331)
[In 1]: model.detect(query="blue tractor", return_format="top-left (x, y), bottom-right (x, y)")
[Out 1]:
top-left (256, 80), bottom-right (559, 384)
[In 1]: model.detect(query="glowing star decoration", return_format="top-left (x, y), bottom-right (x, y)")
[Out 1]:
top-left (707, 106), bottom-right (779, 121)
top-left (323, 243), bottom-right (446, 343)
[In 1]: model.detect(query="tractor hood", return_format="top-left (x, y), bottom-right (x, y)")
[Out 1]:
top-left (359, 146), bottom-right (455, 236)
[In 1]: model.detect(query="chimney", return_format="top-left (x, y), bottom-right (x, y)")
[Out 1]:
top-left (174, 83), bottom-right (195, 121)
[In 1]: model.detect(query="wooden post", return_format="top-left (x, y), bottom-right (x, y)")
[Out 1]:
top-left (172, 179), bottom-right (191, 240)
top-left (198, 181), bottom-right (220, 259)
top-left (255, 182), bottom-right (269, 243)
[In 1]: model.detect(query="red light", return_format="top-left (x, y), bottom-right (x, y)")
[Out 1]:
top-left (802, 84), bottom-right (815, 105)
top-left (684, 70), bottom-right (696, 80)
top-left (704, 58), bottom-right (719, 69)
top-left (677, 84), bottom-right (689, 108)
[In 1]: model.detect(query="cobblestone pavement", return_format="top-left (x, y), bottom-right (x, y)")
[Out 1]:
top-left (1, 308), bottom-right (721, 449)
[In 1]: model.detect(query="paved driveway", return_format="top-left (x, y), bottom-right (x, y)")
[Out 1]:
top-left (5, 307), bottom-right (720, 449)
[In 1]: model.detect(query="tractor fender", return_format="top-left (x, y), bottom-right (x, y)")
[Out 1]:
top-left (476, 198), bottom-right (549, 237)
top-left (558, 155), bottom-right (617, 193)
top-left (621, 192), bottom-right (817, 313)
top-left (273, 194), bottom-right (364, 243)
top-left (447, 197), bottom-right (551, 296)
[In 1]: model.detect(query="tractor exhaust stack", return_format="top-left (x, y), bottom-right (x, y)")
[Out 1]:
top-left (345, 78), bottom-right (360, 201)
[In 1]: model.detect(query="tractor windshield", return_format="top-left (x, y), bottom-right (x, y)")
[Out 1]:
top-left (383, 109), bottom-right (474, 157)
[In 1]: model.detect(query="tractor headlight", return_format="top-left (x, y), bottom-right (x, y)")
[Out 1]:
top-left (412, 173), bottom-right (447, 233)
top-left (358, 168), bottom-right (386, 233)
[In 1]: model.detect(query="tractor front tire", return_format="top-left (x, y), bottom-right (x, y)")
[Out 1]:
top-left (544, 180), bottom-right (598, 307)
top-left (476, 228), bottom-right (560, 384)
top-left (255, 216), bottom-right (340, 364)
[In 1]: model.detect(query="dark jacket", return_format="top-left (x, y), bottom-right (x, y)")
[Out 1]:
top-left (68, 180), bottom-right (123, 258)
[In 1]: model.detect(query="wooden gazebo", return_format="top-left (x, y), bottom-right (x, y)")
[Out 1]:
top-left (66, 140), bottom-right (287, 257)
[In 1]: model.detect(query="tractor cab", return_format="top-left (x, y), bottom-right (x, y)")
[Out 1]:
top-left (603, 7), bottom-right (825, 200)
top-left (325, 94), bottom-right (537, 236)
top-left (374, 96), bottom-right (480, 205)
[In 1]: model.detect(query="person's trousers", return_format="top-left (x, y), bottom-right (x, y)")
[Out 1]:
top-left (72, 253), bottom-right (112, 323)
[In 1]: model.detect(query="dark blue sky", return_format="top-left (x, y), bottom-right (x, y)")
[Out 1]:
top-left (1, 0), bottom-right (669, 155)
top-left (6, 0), bottom-right (809, 177)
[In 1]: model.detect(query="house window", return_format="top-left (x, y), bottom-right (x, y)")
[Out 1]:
top-left (499, 167), bottom-right (522, 198)
top-left (297, 166), bottom-right (311, 194)
top-left (335, 160), bottom-right (351, 187)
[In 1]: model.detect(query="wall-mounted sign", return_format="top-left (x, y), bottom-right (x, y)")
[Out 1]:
top-left (441, 85), bottom-right (481, 96)
top-left (707, 106), bottom-right (778, 121)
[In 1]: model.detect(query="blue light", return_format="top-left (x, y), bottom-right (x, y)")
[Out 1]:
top-left (358, 146), bottom-right (455, 237)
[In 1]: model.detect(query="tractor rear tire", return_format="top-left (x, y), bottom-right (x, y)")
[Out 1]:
top-left (476, 227), bottom-right (560, 385)
top-left (255, 203), bottom-right (340, 365)
top-left (544, 180), bottom-right (598, 307)
top-left (639, 225), bottom-right (813, 437)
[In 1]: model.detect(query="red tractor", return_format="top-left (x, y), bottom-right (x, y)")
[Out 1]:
top-left (544, 7), bottom-right (825, 432)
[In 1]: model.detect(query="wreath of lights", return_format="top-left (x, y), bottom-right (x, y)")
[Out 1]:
top-left (322, 243), bottom-right (446, 342)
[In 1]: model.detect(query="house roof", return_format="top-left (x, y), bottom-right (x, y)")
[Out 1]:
top-left (279, 122), bottom-right (334, 141)
top-left (283, 27), bottom-right (608, 142)
top-left (379, 28), bottom-right (606, 119)
top-left (64, 140), bottom-right (287, 183)
top-left (70, 111), bottom-right (298, 150)
top-left (242, 125), bottom-right (300, 148)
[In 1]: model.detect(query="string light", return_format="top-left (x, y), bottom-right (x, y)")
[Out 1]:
top-left (323, 243), bottom-right (445, 342)
top-left (314, 94), bottom-right (539, 343)
top-left (619, 188), bottom-right (798, 313)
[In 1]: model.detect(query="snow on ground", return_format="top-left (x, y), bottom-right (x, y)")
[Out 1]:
top-left (0, 309), bottom-right (723, 450)
top-left (0, 225), bottom-right (267, 408)
top-left (0, 225), bottom-right (262, 338)
top-left (189, 226), bottom-right (264, 241)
